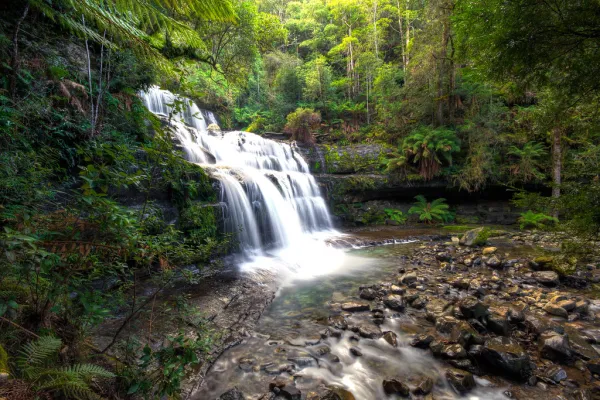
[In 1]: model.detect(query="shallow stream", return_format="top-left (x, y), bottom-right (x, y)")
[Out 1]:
top-left (196, 238), bottom-right (513, 399)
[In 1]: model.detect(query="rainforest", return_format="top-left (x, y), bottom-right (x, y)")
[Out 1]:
top-left (1, 0), bottom-right (600, 399)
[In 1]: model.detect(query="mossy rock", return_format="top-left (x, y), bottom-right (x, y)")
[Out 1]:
top-left (552, 256), bottom-right (578, 276)
top-left (459, 227), bottom-right (490, 246)
top-left (533, 256), bottom-right (555, 267)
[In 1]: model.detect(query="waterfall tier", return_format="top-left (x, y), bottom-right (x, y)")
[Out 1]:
top-left (140, 87), bottom-right (334, 255)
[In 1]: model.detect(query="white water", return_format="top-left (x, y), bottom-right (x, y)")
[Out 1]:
top-left (140, 86), bottom-right (338, 273)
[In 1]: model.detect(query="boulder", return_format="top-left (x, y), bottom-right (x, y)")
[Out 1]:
top-left (543, 364), bottom-right (567, 383)
top-left (382, 378), bottom-right (410, 397)
top-left (459, 227), bottom-right (486, 247)
top-left (383, 295), bottom-right (405, 312)
top-left (359, 288), bottom-right (377, 300)
top-left (445, 368), bottom-right (476, 394)
top-left (482, 337), bottom-right (532, 380)
top-left (539, 331), bottom-right (573, 362)
top-left (533, 271), bottom-right (559, 286)
top-left (459, 296), bottom-right (489, 319)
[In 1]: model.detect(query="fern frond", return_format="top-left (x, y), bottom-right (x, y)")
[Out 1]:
top-left (62, 363), bottom-right (115, 380)
top-left (18, 337), bottom-right (62, 372)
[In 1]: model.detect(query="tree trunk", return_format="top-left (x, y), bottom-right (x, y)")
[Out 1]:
top-left (551, 127), bottom-right (562, 217)
top-left (10, 2), bottom-right (30, 99)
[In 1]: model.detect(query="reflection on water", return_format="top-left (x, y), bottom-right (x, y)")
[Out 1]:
top-left (197, 242), bottom-right (510, 400)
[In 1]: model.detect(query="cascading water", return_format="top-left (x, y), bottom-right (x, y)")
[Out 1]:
top-left (140, 86), bottom-right (337, 270)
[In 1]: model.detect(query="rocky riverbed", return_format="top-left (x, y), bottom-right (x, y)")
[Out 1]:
top-left (195, 227), bottom-right (600, 400)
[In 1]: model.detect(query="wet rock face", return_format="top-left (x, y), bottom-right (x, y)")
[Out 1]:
top-left (481, 337), bottom-right (532, 380)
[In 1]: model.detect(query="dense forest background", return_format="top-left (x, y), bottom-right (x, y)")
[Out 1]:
top-left (1, 0), bottom-right (600, 398)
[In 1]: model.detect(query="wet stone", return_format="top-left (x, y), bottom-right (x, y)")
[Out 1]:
top-left (539, 331), bottom-right (573, 362)
top-left (238, 357), bottom-right (256, 372)
top-left (543, 303), bottom-right (568, 318)
top-left (411, 334), bottom-right (434, 349)
top-left (359, 288), bottom-right (377, 301)
top-left (436, 315), bottom-right (459, 334)
top-left (218, 387), bottom-right (246, 400)
top-left (329, 315), bottom-right (348, 330)
top-left (383, 295), bottom-right (405, 311)
top-left (534, 271), bottom-right (560, 286)
top-left (383, 331), bottom-right (398, 347)
top-left (459, 296), bottom-right (489, 319)
top-left (357, 323), bottom-right (382, 339)
top-left (382, 378), bottom-right (410, 397)
top-left (445, 368), bottom-right (476, 394)
top-left (401, 272), bottom-right (418, 285)
top-left (350, 347), bottom-right (362, 357)
top-left (486, 255), bottom-right (502, 268)
top-left (442, 343), bottom-right (467, 359)
top-left (341, 302), bottom-right (370, 312)
top-left (279, 385), bottom-right (301, 400)
top-left (413, 376), bottom-right (434, 395)
top-left (543, 364), bottom-right (568, 383)
top-left (482, 337), bottom-right (532, 380)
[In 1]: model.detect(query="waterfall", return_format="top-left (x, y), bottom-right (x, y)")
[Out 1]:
top-left (139, 86), bottom-right (335, 258)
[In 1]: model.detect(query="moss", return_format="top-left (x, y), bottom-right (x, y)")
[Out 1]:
top-left (472, 227), bottom-right (491, 246)
top-left (442, 225), bottom-right (471, 232)
top-left (0, 344), bottom-right (8, 375)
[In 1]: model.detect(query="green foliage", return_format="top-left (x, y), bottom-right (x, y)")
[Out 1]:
top-left (284, 107), bottom-right (321, 144)
top-left (18, 336), bottom-right (114, 400)
top-left (408, 195), bottom-right (453, 224)
top-left (384, 208), bottom-right (407, 224)
top-left (507, 142), bottom-right (547, 182)
top-left (518, 211), bottom-right (558, 230)
top-left (401, 126), bottom-right (460, 180)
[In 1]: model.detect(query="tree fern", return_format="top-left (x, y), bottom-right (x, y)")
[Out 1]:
top-left (27, 0), bottom-right (236, 72)
top-left (401, 126), bottom-right (460, 180)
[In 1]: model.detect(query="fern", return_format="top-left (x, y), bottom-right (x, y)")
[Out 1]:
top-left (408, 195), bottom-right (454, 224)
top-left (16, 337), bottom-right (114, 400)
top-left (18, 336), bottom-right (62, 373)
top-left (28, 0), bottom-right (237, 73)
top-left (401, 126), bottom-right (460, 180)
top-left (518, 210), bottom-right (558, 230)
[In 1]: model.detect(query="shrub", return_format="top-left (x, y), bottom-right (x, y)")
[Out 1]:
top-left (408, 195), bottom-right (454, 223)
top-left (518, 210), bottom-right (558, 230)
top-left (283, 107), bottom-right (321, 144)
top-left (384, 208), bottom-right (407, 224)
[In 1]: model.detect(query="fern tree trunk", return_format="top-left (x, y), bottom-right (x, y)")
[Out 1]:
top-left (551, 126), bottom-right (562, 218)
top-left (10, 2), bottom-right (30, 99)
